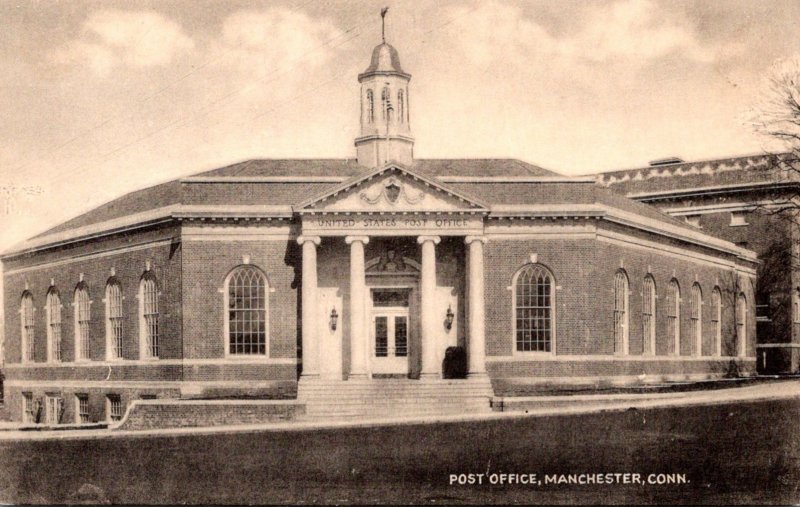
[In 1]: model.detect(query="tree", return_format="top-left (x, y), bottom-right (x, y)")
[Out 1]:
top-left (747, 56), bottom-right (800, 370)
top-left (751, 56), bottom-right (800, 172)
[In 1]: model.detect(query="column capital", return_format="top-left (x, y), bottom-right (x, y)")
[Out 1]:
top-left (297, 235), bottom-right (321, 246)
top-left (464, 235), bottom-right (488, 245)
top-left (345, 235), bottom-right (370, 245)
top-left (417, 235), bottom-right (441, 245)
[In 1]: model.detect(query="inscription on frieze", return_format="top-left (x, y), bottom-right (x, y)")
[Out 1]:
top-left (310, 215), bottom-right (476, 230)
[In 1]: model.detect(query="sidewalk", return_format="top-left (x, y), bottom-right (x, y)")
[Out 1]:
top-left (0, 378), bottom-right (797, 442)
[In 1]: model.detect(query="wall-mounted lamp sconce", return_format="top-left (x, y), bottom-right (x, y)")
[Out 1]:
top-left (445, 305), bottom-right (454, 331)
top-left (329, 308), bottom-right (338, 331)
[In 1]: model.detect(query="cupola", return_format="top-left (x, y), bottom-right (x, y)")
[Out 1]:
top-left (355, 9), bottom-right (414, 168)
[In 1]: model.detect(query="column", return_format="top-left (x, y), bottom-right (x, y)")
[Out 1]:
top-left (297, 236), bottom-right (321, 378)
top-left (418, 235), bottom-right (441, 378)
top-left (465, 236), bottom-right (488, 378)
top-left (346, 236), bottom-right (369, 378)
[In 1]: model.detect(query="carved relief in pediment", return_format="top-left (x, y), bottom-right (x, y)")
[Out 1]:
top-left (360, 177), bottom-right (425, 206)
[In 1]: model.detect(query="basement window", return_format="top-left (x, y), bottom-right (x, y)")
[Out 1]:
top-left (107, 395), bottom-right (123, 422)
top-left (22, 393), bottom-right (36, 424)
top-left (45, 395), bottom-right (63, 425)
top-left (76, 394), bottom-right (90, 424)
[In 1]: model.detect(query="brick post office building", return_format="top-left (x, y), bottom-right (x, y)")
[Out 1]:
top-left (598, 155), bottom-right (800, 374)
top-left (1, 38), bottom-right (759, 425)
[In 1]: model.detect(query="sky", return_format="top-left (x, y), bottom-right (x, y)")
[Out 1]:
top-left (1, 0), bottom-right (799, 252)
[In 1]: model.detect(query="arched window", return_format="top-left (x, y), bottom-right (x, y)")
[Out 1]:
top-left (20, 291), bottom-right (34, 362)
top-left (139, 273), bottom-right (159, 359)
top-left (381, 87), bottom-right (393, 122)
top-left (106, 279), bottom-right (123, 360)
top-left (46, 288), bottom-right (62, 362)
top-left (397, 90), bottom-right (405, 124)
top-left (667, 279), bottom-right (681, 355)
top-left (642, 275), bottom-right (656, 355)
top-left (514, 264), bottom-right (554, 353)
top-left (736, 292), bottom-right (747, 358)
top-left (711, 287), bottom-right (722, 356)
top-left (613, 270), bottom-right (629, 355)
top-left (226, 266), bottom-right (268, 355)
top-left (366, 89), bottom-right (374, 123)
top-left (74, 283), bottom-right (91, 361)
top-left (690, 283), bottom-right (702, 356)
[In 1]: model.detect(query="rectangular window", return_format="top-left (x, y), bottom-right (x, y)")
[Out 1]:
top-left (756, 293), bottom-right (771, 323)
top-left (141, 278), bottom-right (160, 358)
top-left (107, 395), bottom-right (123, 422)
top-left (45, 395), bottom-right (62, 425)
top-left (691, 286), bottom-right (702, 356)
top-left (21, 295), bottom-right (35, 363)
top-left (794, 291), bottom-right (800, 324)
top-left (75, 286), bottom-right (91, 360)
top-left (22, 393), bottom-right (36, 424)
top-left (107, 282), bottom-right (124, 359)
top-left (374, 316), bottom-right (388, 357)
top-left (77, 320), bottom-right (90, 358)
top-left (395, 316), bottom-right (408, 357)
top-left (730, 211), bottom-right (749, 226)
top-left (76, 394), bottom-right (90, 424)
top-left (642, 277), bottom-right (656, 355)
top-left (372, 289), bottom-right (411, 307)
top-left (47, 291), bottom-right (62, 362)
top-left (666, 283), bottom-right (680, 355)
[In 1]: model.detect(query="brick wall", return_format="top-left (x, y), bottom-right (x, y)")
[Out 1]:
top-left (4, 385), bottom-right (180, 425)
top-left (2, 225), bottom-right (182, 365)
top-left (180, 234), bottom-right (299, 364)
top-left (483, 220), bottom-right (756, 381)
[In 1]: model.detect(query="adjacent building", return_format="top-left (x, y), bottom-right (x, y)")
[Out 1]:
top-left (599, 155), bottom-right (800, 374)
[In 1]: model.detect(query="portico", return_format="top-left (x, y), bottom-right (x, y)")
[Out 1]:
top-left (295, 164), bottom-right (490, 381)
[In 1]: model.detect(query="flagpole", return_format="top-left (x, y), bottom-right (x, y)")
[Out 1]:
top-left (381, 7), bottom-right (390, 165)
top-left (381, 7), bottom-right (388, 43)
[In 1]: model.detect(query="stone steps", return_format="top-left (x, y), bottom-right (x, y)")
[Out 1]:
top-left (298, 378), bottom-right (494, 418)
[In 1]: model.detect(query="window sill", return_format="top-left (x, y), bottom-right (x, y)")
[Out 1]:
top-left (512, 351), bottom-right (555, 358)
top-left (224, 354), bottom-right (270, 360)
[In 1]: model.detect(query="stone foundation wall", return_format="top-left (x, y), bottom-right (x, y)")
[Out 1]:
top-left (115, 399), bottom-right (305, 430)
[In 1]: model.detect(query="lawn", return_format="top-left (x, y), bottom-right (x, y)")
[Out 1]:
top-left (0, 398), bottom-right (797, 504)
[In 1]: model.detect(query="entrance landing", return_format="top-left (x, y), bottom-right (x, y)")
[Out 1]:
top-left (297, 377), bottom-right (494, 419)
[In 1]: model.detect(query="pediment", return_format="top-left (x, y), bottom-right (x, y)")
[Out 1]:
top-left (297, 164), bottom-right (487, 213)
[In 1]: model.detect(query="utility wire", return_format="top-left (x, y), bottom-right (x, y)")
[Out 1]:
top-left (37, 2), bottom-right (486, 188)
top-left (3, 0), bottom-right (326, 178)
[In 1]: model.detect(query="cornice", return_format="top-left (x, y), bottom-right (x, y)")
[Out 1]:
top-left (1, 205), bottom-right (294, 259)
top-left (628, 181), bottom-right (799, 202)
top-left (2, 203), bottom-right (758, 265)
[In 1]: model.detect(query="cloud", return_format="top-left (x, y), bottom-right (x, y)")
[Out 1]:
top-left (448, 0), bottom-right (742, 68)
top-left (570, 0), bottom-right (721, 63)
top-left (213, 8), bottom-right (344, 82)
top-left (53, 10), bottom-right (194, 76)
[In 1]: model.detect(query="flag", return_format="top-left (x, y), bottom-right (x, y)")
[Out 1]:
top-left (381, 7), bottom-right (389, 18)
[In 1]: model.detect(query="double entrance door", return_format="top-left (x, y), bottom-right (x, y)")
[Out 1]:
top-left (370, 288), bottom-right (411, 375)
